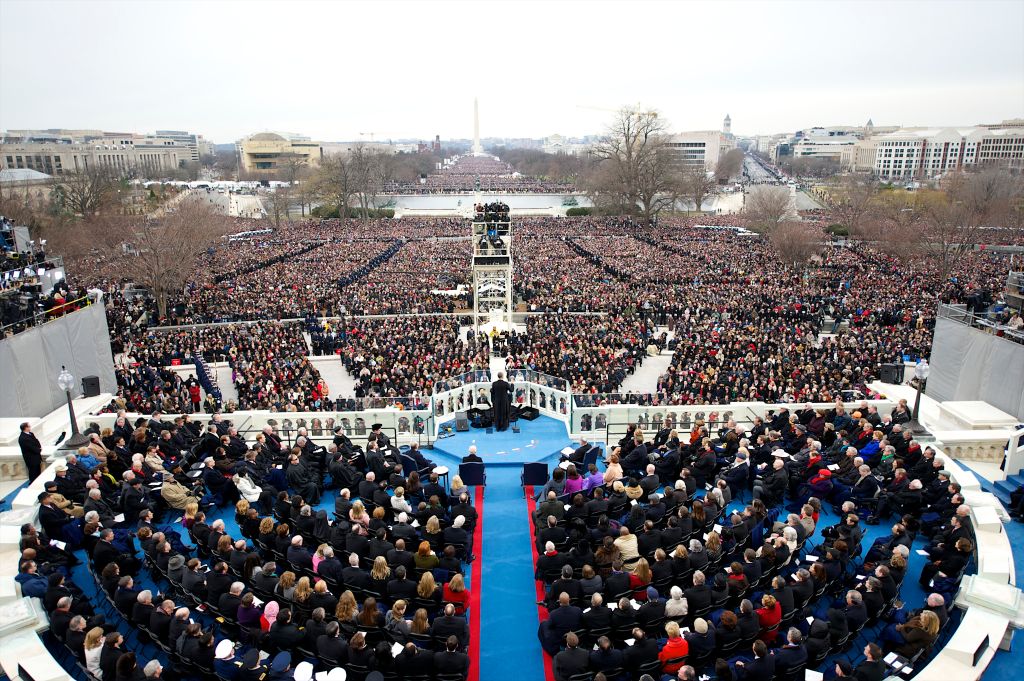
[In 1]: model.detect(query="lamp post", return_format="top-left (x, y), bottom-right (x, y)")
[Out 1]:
top-left (907, 359), bottom-right (931, 435)
top-left (57, 365), bottom-right (89, 449)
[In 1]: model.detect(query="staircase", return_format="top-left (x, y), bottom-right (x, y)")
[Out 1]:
top-left (993, 473), bottom-right (1024, 506)
top-left (193, 354), bottom-right (223, 404)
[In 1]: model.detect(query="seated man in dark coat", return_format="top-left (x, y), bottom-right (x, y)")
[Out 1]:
top-left (430, 604), bottom-right (470, 648)
top-left (434, 635), bottom-right (470, 676)
top-left (553, 632), bottom-right (590, 681)
top-left (537, 593), bottom-right (581, 655)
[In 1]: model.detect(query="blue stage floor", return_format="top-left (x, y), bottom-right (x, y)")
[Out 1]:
top-left (432, 414), bottom-right (572, 466)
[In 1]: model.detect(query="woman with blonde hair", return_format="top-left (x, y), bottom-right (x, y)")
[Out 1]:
top-left (312, 543), bottom-right (329, 573)
top-left (386, 599), bottom-right (411, 642)
top-left (603, 453), bottom-right (623, 484)
top-left (443, 573), bottom-right (469, 615)
top-left (630, 557), bottom-right (653, 600)
top-left (417, 571), bottom-right (441, 608)
top-left (424, 516), bottom-right (443, 550)
top-left (892, 609), bottom-right (940, 658)
top-left (370, 556), bottom-right (391, 595)
top-left (756, 593), bottom-right (782, 641)
top-left (234, 499), bottom-right (250, 526)
top-left (391, 487), bottom-right (412, 514)
top-left (257, 517), bottom-right (275, 546)
top-left (84, 626), bottom-right (105, 677)
top-left (349, 500), bottom-right (369, 529)
top-left (182, 501), bottom-right (199, 530)
top-left (292, 576), bottom-right (312, 604)
top-left (335, 590), bottom-right (358, 622)
top-left (450, 475), bottom-right (468, 499)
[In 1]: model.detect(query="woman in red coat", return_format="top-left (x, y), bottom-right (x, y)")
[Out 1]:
top-left (755, 593), bottom-right (782, 642)
top-left (442, 573), bottom-right (470, 615)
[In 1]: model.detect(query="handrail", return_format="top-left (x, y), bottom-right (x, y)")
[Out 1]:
top-left (937, 303), bottom-right (1024, 345)
top-left (0, 253), bottom-right (64, 275)
top-left (0, 293), bottom-right (93, 334)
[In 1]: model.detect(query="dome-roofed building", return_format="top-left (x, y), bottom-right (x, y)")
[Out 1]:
top-left (237, 131), bottom-right (322, 177)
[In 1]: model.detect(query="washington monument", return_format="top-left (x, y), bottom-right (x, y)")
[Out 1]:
top-left (472, 96), bottom-right (483, 156)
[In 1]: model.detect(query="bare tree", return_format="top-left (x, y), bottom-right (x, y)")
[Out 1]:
top-left (679, 166), bottom-right (718, 212)
top-left (714, 149), bottom-right (744, 183)
top-left (829, 175), bottom-right (878, 238)
top-left (316, 153), bottom-right (356, 218)
top-left (349, 144), bottom-right (391, 219)
top-left (51, 166), bottom-right (121, 217)
top-left (584, 108), bottom-right (679, 223)
top-left (923, 170), bottom-right (1018, 280)
top-left (103, 200), bottom-right (228, 319)
top-left (262, 185), bottom-right (292, 228)
top-left (770, 221), bottom-right (822, 266)
top-left (744, 186), bottom-right (792, 233)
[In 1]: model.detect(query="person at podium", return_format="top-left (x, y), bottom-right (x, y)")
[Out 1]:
top-left (491, 372), bottom-right (513, 432)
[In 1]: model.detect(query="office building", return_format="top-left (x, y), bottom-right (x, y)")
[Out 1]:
top-left (873, 126), bottom-right (1024, 179)
top-left (664, 130), bottom-right (735, 171)
top-left (1, 130), bottom-right (192, 175)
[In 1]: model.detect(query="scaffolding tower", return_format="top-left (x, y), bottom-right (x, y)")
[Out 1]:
top-left (471, 200), bottom-right (513, 332)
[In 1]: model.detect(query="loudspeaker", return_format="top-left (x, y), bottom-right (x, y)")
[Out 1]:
top-left (879, 363), bottom-right (904, 384)
top-left (454, 411), bottom-right (470, 432)
top-left (519, 406), bottom-right (540, 421)
top-left (82, 375), bottom-right (101, 397)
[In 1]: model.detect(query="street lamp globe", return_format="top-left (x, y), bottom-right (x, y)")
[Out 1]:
top-left (914, 359), bottom-right (930, 382)
top-left (57, 366), bottom-right (75, 393)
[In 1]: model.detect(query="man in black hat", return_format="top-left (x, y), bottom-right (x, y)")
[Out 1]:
top-left (490, 371), bottom-right (513, 431)
top-left (238, 649), bottom-right (267, 681)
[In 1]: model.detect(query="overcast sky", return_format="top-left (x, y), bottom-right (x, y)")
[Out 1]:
top-left (1, 0), bottom-right (1022, 144)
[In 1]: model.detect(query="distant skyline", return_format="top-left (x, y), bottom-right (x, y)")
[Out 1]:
top-left (1, 0), bottom-right (1022, 144)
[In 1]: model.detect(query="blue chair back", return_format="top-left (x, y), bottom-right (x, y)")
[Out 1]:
top-left (459, 461), bottom-right (486, 486)
top-left (521, 462), bottom-right (549, 486)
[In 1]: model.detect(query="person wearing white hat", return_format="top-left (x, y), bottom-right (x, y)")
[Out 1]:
top-left (214, 639), bottom-right (240, 680)
top-left (293, 661), bottom-right (314, 681)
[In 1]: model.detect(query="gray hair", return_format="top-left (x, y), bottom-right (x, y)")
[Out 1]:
top-left (143, 660), bottom-right (162, 677)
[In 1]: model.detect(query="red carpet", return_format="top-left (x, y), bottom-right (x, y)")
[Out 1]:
top-left (525, 485), bottom-right (557, 681)
top-left (468, 484), bottom-right (485, 681)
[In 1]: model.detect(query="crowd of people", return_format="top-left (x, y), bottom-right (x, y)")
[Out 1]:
top-left (530, 400), bottom-right (969, 680)
top-left (383, 155), bottom-right (576, 195)
top-left (59, 206), bottom-right (1015, 412)
top-left (30, 410), bottom-right (479, 680)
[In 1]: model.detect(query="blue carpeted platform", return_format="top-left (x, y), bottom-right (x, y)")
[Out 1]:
top-left (432, 414), bottom-right (572, 466)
